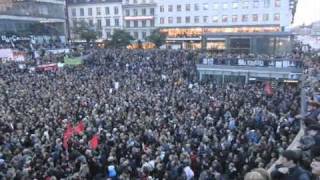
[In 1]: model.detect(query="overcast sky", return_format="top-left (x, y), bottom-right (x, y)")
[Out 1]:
top-left (293, 0), bottom-right (320, 26)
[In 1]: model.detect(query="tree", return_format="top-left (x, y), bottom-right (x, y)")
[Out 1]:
top-left (73, 21), bottom-right (97, 43)
top-left (109, 29), bottom-right (134, 48)
top-left (147, 29), bottom-right (167, 48)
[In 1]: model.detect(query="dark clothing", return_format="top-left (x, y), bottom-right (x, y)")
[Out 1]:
top-left (271, 165), bottom-right (311, 180)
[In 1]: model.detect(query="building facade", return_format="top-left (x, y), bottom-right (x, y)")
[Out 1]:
top-left (67, 0), bottom-right (297, 54)
top-left (122, 0), bottom-right (156, 40)
top-left (68, 0), bottom-right (123, 40)
top-left (0, 0), bottom-right (66, 36)
top-left (156, 0), bottom-right (297, 54)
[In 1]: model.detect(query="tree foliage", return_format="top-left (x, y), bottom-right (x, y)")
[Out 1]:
top-left (73, 21), bottom-right (97, 43)
top-left (109, 29), bottom-right (134, 48)
top-left (147, 29), bottom-right (167, 48)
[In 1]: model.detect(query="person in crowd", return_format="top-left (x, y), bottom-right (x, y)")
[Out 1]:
top-left (0, 48), bottom-right (307, 179)
top-left (271, 150), bottom-right (311, 180)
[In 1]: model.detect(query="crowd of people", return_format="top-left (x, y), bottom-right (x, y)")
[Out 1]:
top-left (0, 48), bottom-right (318, 179)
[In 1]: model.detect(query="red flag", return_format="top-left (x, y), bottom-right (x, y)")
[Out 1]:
top-left (89, 134), bottom-right (99, 150)
top-left (264, 81), bottom-right (273, 96)
top-left (74, 121), bottom-right (85, 135)
top-left (63, 123), bottom-right (74, 149)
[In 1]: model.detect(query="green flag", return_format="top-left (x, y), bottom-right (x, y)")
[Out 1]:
top-left (64, 57), bottom-right (83, 65)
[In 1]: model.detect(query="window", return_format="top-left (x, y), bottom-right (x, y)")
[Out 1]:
top-left (97, 19), bottom-right (102, 29)
top-left (126, 20), bottom-right (130, 27)
top-left (114, 7), bottom-right (119, 15)
top-left (96, 7), bottom-right (101, 16)
top-left (80, 8), bottom-right (84, 16)
top-left (134, 32), bottom-right (138, 39)
top-left (105, 7), bottom-right (109, 15)
top-left (223, 3), bottom-right (228, 9)
top-left (213, 3), bottom-right (219, 9)
top-left (160, 5), bottom-right (164, 12)
top-left (160, 17), bottom-right (164, 24)
top-left (142, 32), bottom-right (147, 39)
top-left (133, 0), bottom-right (137, 3)
top-left (186, 4), bottom-right (191, 11)
top-left (203, 3), bottom-right (208, 10)
top-left (88, 8), bottom-right (92, 16)
top-left (150, 19), bottom-right (154, 27)
top-left (72, 8), bottom-right (76, 16)
top-left (150, 8), bottom-right (154, 15)
top-left (275, 0), bottom-right (280, 7)
top-left (142, 20), bottom-right (146, 27)
top-left (126, 9), bottom-right (130, 16)
top-left (253, 1), bottom-right (259, 8)
top-left (168, 17), bottom-right (173, 24)
top-left (106, 19), bottom-right (110, 26)
top-left (168, 5), bottom-right (173, 12)
top-left (115, 18), bottom-right (119, 26)
top-left (125, 0), bottom-right (129, 4)
top-left (242, 15), bottom-right (248, 22)
top-left (232, 15), bottom-right (238, 22)
top-left (194, 16), bottom-right (200, 23)
top-left (263, 14), bottom-right (269, 21)
top-left (203, 16), bottom-right (208, 23)
top-left (194, 4), bottom-right (199, 11)
top-left (185, 16), bottom-right (190, 23)
top-left (274, 13), bottom-right (280, 21)
top-left (142, 8), bottom-right (146, 15)
top-left (177, 5), bottom-right (181, 11)
top-left (232, 2), bottom-right (238, 9)
top-left (134, 20), bottom-right (138, 27)
top-left (106, 32), bottom-right (111, 38)
top-left (212, 16), bottom-right (218, 23)
top-left (72, 19), bottom-right (77, 27)
top-left (134, 9), bottom-right (138, 16)
top-left (222, 15), bottom-right (228, 22)
top-left (177, 17), bottom-right (182, 23)
top-left (242, 1), bottom-right (249, 9)
top-left (89, 19), bottom-right (93, 26)
top-left (264, 0), bottom-right (270, 8)
top-left (252, 14), bottom-right (258, 21)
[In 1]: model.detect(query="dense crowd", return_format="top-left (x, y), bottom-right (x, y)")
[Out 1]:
top-left (0, 49), bottom-right (318, 180)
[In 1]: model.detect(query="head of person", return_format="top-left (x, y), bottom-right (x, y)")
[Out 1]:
top-left (311, 146), bottom-right (320, 176)
top-left (244, 168), bottom-right (270, 180)
top-left (280, 150), bottom-right (300, 168)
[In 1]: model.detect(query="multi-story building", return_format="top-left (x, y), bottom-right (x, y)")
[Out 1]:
top-left (122, 0), bottom-right (156, 40)
top-left (0, 0), bottom-right (66, 36)
top-left (156, 0), bottom-right (298, 54)
top-left (67, 0), bottom-right (298, 54)
top-left (68, 0), bottom-right (123, 40)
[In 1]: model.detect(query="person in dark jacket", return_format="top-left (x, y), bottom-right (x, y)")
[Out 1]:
top-left (271, 150), bottom-right (311, 180)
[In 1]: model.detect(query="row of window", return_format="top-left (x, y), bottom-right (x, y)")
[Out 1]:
top-left (125, 20), bottom-right (155, 28)
top-left (73, 18), bottom-right (120, 29)
top-left (159, 14), bottom-right (280, 24)
top-left (72, 7), bottom-right (119, 17)
top-left (105, 31), bottom-right (148, 39)
top-left (125, 8), bottom-right (155, 16)
top-left (159, 0), bottom-right (280, 12)
top-left (124, 0), bottom-right (154, 4)
top-left (73, 19), bottom-right (156, 29)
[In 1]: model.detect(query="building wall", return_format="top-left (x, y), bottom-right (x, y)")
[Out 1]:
top-left (0, 0), bottom-right (66, 35)
top-left (68, 2), bottom-right (123, 40)
top-left (122, 0), bottom-right (156, 40)
top-left (156, 0), bottom-right (292, 30)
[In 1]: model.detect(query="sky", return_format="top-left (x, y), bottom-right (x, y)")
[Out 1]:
top-left (293, 0), bottom-right (320, 26)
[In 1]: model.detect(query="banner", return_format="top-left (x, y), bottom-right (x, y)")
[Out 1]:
top-left (64, 57), bottom-right (83, 65)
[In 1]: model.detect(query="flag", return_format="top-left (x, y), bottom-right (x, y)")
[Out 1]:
top-left (74, 120), bottom-right (85, 135)
top-left (89, 134), bottom-right (99, 150)
top-left (264, 81), bottom-right (273, 96)
top-left (63, 123), bottom-right (74, 150)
